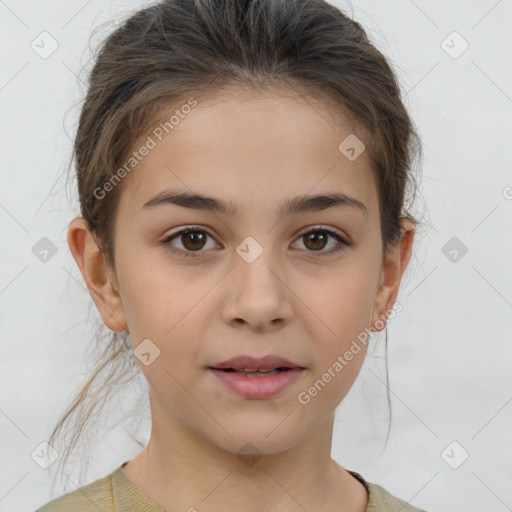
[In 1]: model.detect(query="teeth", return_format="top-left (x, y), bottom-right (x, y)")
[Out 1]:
top-left (213, 367), bottom-right (293, 377)
top-left (230, 368), bottom-right (284, 377)
top-left (241, 368), bottom-right (275, 372)
top-left (245, 369), bottom-right (281, 377)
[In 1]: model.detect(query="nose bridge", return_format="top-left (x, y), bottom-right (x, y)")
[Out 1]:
top-left (222, 234), bottom-right (294, 328)
top-left (235, 236), bottom-right (282, 301)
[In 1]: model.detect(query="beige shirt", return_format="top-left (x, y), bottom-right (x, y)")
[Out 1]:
top-left (36, 461), bottom-right (427, 511)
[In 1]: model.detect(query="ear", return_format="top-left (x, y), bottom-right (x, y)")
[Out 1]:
top-left (370, 218), bottom-right (415, 331)
top-left (67, 217), bottom-right (127, 332)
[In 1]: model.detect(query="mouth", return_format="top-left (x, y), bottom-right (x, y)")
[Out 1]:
top-left (207, 366), bottom-right (305, 398)
top-left (208, 367), bottom-right (295, 377)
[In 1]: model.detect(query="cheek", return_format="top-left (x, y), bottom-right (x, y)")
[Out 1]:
top-left (307, 266), bottom-right (377, 338)
top-left (301, 267), bottom-right (375, 397)
top-left (116, 251), bottom-right (203, 335)
top-left (116, 263), bottom-right (212, 372)
top-left (123, 287), bottom-right (206, 400)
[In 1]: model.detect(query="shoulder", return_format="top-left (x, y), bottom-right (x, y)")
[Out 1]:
top-left (347, 470), bottom-right (428, 512)
top-left (366, 481), bottom-right (428, 512)
top-left (35, 471), bottom-right (115, 512)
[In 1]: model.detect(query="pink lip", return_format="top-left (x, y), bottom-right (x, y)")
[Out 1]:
top-left (207, 368), bottom-right (305, 399)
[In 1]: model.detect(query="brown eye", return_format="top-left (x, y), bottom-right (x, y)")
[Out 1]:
top-left (302, 231), bottom-right (329, 251)
top-left (292, 227), bottom-right (349, 256)
top-left (162, 225), bottom-right (349, 258)
top-left (162, 227), bottom-right (219, 257)
top-left (181, 231), bottom-right (207, 251)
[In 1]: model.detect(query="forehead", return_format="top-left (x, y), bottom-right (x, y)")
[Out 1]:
top-left (117, 88), bottom-right (378, 221)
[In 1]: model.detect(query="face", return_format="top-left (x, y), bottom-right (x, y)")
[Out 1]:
top-left (75, 88), bottom-right (409, 456)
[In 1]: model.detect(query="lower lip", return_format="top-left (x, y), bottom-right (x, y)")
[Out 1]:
top-left (207, 368), bottom-right (305, 399)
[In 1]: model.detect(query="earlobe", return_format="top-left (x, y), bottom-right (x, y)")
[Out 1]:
top-left (67, 217), bottom-right (128, 332)
top-left (371, 219), bottom-right (415, 332)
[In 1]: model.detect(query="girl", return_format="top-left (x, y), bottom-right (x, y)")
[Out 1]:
top-left (36, 0), bottom-right (427, 510)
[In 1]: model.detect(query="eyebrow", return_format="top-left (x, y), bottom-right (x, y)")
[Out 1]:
top-left (141, 190), bottom-right (368, 218)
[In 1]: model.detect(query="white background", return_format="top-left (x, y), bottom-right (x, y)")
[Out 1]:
top-left (1, 1), bottom-right (511, 511)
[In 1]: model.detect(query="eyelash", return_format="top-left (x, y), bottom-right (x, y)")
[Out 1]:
top-left (161, 225), bottom-right (350, 258)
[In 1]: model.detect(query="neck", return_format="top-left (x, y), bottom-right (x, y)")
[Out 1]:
top-left (122, 410), bottom-right (368, 512)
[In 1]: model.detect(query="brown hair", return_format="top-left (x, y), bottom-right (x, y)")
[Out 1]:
top-left (50, 0), bottom-right (425, 491)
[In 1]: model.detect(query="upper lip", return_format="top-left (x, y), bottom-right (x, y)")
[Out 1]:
top-left (209, 354), bottom-right (304, 370)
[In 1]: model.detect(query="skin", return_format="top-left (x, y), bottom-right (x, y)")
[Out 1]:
top-left (68, 87), bottom-right (415, 512)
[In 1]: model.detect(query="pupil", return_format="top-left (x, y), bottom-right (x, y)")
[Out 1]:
top-left (306, 232), bottom-right (326, 250)
top-left (184, 231), bottom-right (205, 250)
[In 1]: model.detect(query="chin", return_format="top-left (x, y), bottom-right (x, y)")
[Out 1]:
top-left (208, 424), bottom-right (306, 458)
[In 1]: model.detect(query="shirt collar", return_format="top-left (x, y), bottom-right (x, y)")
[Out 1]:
top-left (113, 462), bottom-right (375, 511)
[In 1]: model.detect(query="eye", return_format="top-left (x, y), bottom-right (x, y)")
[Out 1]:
top-left (291, 226), bottom-right (350, 256)
top-left (162, 226), bottom-right (219, 258)
top-left (162, 225), bottom-right (350, 258)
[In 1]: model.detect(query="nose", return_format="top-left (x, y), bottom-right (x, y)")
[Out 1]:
top-left (220, 255), bottom-right (294, 332)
